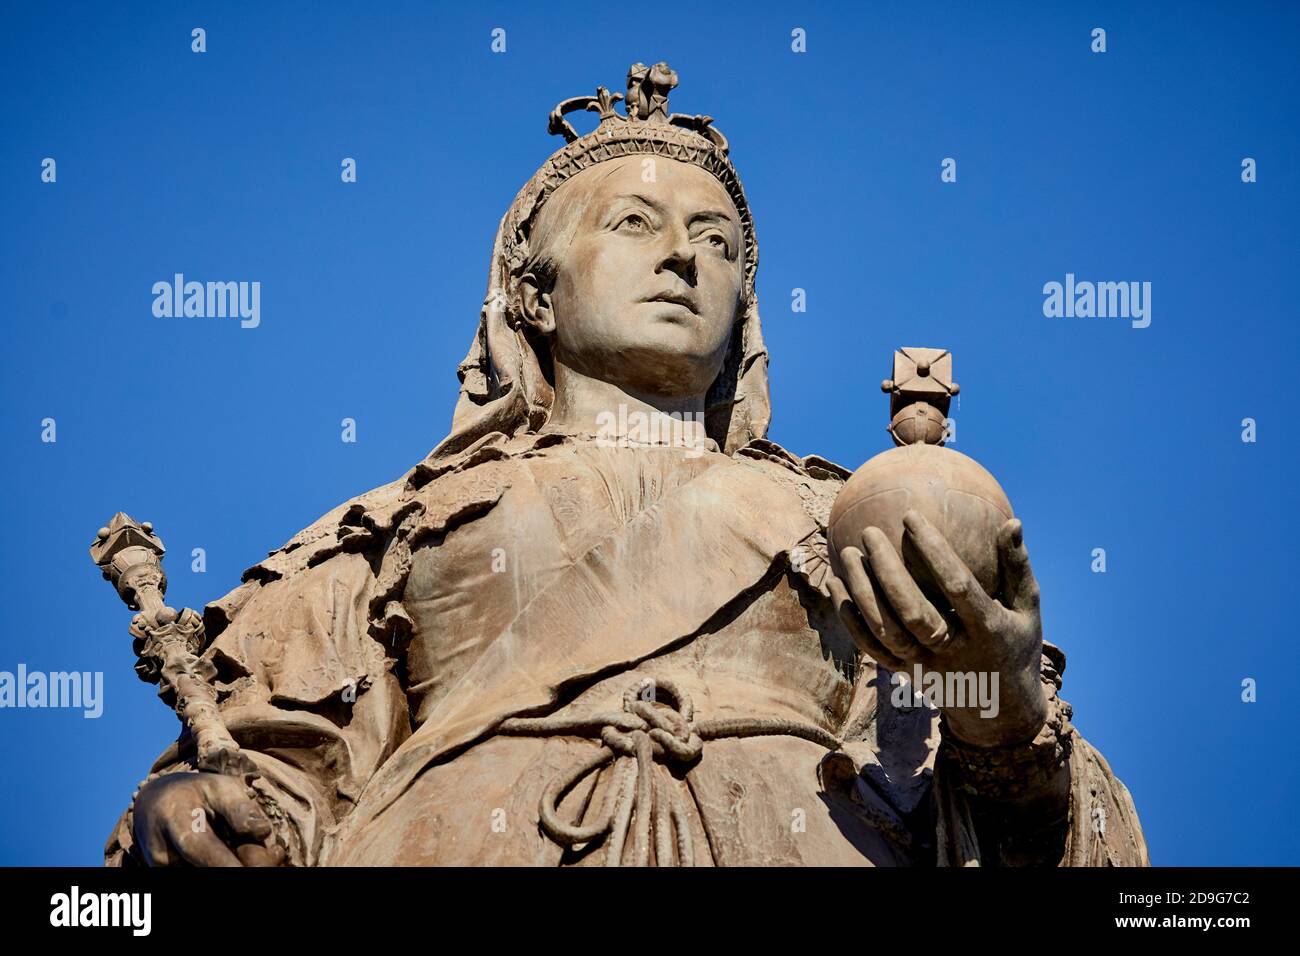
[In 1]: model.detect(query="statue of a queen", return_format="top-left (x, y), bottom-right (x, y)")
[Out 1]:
top-left (106, 62), bottom-right (1148, 868)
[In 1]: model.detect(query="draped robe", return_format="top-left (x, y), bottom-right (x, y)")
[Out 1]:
top-left (104, 430), bottom-right (1149, 867)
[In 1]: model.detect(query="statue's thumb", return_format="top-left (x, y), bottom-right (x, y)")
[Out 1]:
top-left (997, 519), bottom-right (1039, 613)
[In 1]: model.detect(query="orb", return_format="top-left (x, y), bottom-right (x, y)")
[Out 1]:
top-left (827, 443), bottom-right (1014, 617)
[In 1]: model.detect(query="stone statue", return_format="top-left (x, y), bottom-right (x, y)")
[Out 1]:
top-left (104, 62), bottom-right (1148, 867)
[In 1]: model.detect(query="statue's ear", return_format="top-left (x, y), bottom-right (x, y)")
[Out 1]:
top-left (518, 273), bottom-right (556, 337)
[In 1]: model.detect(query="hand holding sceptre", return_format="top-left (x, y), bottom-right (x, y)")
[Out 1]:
top-left (91, 513), bottom-right (286, 865)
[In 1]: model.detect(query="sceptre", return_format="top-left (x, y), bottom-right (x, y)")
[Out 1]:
top-left (91, 513), bottom-right (288, 864)
top-left (89, 513), bottom-right (257, 778)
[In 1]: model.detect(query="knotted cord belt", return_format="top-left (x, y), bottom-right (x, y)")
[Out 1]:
top-left (497, 677), bottom-right (843, 867)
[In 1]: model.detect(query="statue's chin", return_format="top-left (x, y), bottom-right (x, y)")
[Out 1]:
top-left (600, 348), bottom-right (725, 400)
top-left (600, 320), bottom-right (729, 396)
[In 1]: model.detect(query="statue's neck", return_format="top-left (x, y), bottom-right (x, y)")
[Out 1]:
top-left (544, 365), bottom-right (708, 448)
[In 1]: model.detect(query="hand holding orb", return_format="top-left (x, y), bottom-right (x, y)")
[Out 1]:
top-left (827, 349), bottom-right (1048, 746)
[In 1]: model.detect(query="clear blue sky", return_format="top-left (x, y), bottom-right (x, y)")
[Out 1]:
top-left (1, 0), bottom-right (1296, 866)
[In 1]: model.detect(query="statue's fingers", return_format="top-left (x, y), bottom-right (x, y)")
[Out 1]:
top-left (202, 776), bottom-right (274, 843)
top-left (997, 519), bottom-right (1040, 614)
top-left (838, 546), bottom-right (919, 660)
top-left (828, 575), bottom-right (907, 671)
top-left (860, 527), bottom-right (949, 649)
top-left (835, 549), bottom-right (886, 635)
top-left (236, 842), bottom-right (286, 867)
top-left (165, 819), bottom-right (244, 867)
top-left (902, 510), bottom-right (996, 634)
top-left (134, 815), bottom-right (179, 868)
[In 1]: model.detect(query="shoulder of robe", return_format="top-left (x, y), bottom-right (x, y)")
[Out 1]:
top-left (202, 430), bottom-right (556, 641)
top-left (732, 438), bottom-right (854, 598)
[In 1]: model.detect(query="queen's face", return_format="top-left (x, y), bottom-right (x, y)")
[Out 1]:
top-left (525, 155), bottom-right (745, 399)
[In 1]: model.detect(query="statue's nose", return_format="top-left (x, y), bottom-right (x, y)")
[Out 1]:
top-left (655, 226), bottom-right (697, 285)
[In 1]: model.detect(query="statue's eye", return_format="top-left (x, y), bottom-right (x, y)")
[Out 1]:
top-left (616, 213), bottom-right (651, 232)
top-left (698, 231), bottom-right (730, 255)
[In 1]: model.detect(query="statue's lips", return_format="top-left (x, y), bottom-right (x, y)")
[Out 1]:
top-left (643, 291), bottom-right (699, 316)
